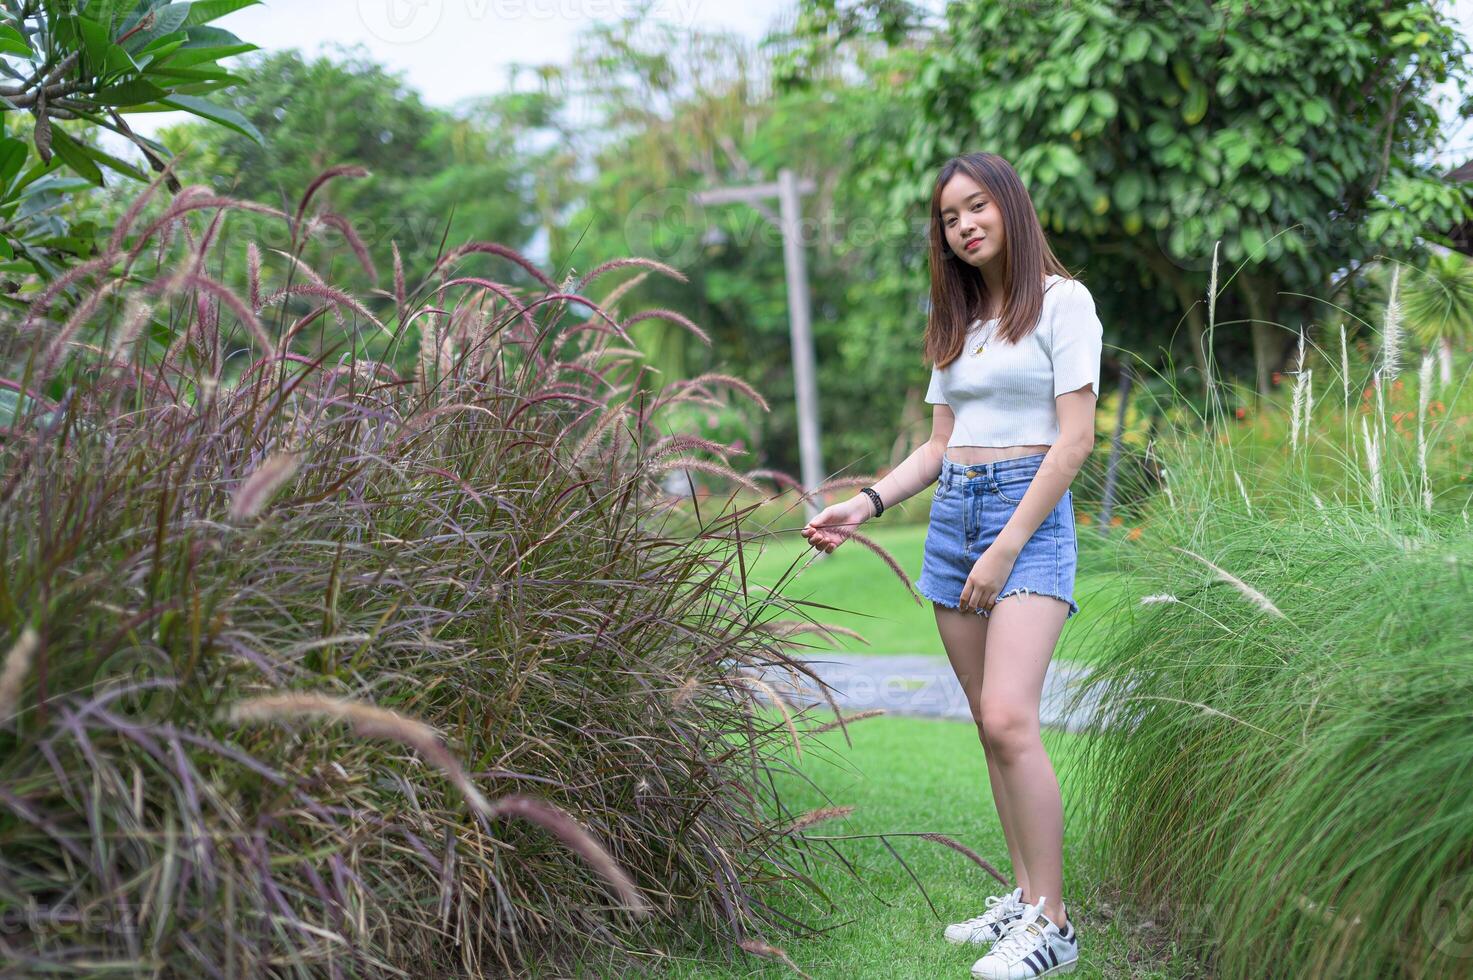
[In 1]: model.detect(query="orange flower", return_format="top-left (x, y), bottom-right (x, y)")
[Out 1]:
top-left (1110, 515), bottom-right (1124, 527)
top-left (1235, 407), bottom-right (1247, 419)
top-left (1127, 527), bottom-right (1143, 541)
top-left (1077, 512), bottom-right (1093, 525)
top-left (1271, 371), bottom-right (1282, 385)
top-left (1393, 378), bottom-right (1405, 392)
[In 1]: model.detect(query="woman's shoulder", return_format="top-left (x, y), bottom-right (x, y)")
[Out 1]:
top-left (1043, 274), bottom-right (1092, 304)
top-left (1042, 276), bottom-right (1097, 326)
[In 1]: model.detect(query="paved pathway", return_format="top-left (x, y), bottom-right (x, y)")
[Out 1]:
top-left (756, 653), bottom-right (1133, 733)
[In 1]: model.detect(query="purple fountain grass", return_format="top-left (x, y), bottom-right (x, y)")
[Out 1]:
top-left (0, 165), bottom-right (874, 976)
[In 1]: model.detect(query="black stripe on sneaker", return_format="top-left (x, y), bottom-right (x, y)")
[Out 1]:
top-left (1025, 951), bottom-right (1046, 973)
top-left (1045, 945), bottom-right (1057, 967)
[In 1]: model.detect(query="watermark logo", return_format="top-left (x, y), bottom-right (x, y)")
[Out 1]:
top-left (1422, 872), bottom-right (1473, 960)
top-left (622, 188), bottom-right (707, 269)
top-left (358, 0), bottom-right (445, 45)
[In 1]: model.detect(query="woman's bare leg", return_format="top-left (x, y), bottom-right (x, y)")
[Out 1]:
top-left (978, 592), bottom-right (1070, 929)
top-left (935, 602), bottom-right (1029, 899)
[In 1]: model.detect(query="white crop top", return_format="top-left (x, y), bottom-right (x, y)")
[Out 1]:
top-left (924, 274), bottom-right (1103, 447)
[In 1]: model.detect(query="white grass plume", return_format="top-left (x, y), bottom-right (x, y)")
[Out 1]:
top-left (1288, 328), bottom-right (1309, 452)
top-left (1360, 415), bottom-right (1382, 508)
top-left (1170, 546), bottom-right (1286, 618)
top-left (1418, 352), bottom-right (1434, 511)
top-left (1381, 264), bottom-right (1402, 379)
top-left (1338, 321), bottom-right (1350, 409)
top-left (1291, 368), bottom-right (1312, 452)
top-left (1374, 375), bottom-right (1388, 449)
top-left (0, 626), bottom-right (39, 724)
top-left (1205, 240), bottom-right (1220, 399)
top-left (229, 452), bottom-right (302, 521)
top-left (1232, 469), bottom-right (1252, 515)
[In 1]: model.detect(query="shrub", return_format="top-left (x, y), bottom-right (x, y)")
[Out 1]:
top-left (1066, 259), bottom-right (1473, 979)
top-left (0, 169), bottom-right (867, 976)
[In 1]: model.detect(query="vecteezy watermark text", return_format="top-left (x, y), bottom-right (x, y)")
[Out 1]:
top-left (357, 0), bottom-right (707, 45)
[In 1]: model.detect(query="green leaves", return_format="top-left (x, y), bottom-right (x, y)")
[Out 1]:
top-left (0, 24), bottom-right (33, 57)
top-left (1061, 94), bottom-right (1090, 133)
top-left (0, 0), bottom-right (263, 287)
top-left (1181, 80), bottom-right (1209, 125)
top-left (1113, 172), bottom-right (1146, 212)
top-left (159, 93), bottom-right (262, 141)
top-left (94, 78), bottom-right (172, 105)
top-left (1059, 90), bottom-right (1119, 134)
top-left (184, 0), bottom-right (261, 27)
top-left (47, 128), bottom-right (105, 186)
top-left (120, 4), bottom-right (192, 53)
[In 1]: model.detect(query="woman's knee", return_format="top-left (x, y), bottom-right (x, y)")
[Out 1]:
top-left (978, 704), bottom-right (1038, 757)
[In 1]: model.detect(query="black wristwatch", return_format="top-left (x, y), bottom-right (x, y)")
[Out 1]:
top-left (860, 487), bottom-right (884, 518)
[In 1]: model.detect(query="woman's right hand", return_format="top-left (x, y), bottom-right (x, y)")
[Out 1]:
top-left (800, 496), bottom-right (874, 553)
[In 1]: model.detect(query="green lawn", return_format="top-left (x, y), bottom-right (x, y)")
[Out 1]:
top-left (551, 714), bottom-right (1202, 978)
top-left (731, 514), bottom-right (1130, 665)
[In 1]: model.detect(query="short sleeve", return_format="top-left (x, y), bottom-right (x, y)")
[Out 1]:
top-left (1050, 280), bottom-right (1103, 398)
top-left (924, 365), bottom-right (946, 404)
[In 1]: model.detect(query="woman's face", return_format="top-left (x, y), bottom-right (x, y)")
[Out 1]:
top-left (939, 172), bottom-right (1004, 269)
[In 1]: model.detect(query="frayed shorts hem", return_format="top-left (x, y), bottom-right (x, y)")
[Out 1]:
top-left (918, 583), bottom-right (1080, 621)
top-left (917, 581), bottom-right (984, 615)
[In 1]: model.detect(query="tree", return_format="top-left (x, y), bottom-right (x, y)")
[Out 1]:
top-left (796, 0), bottom-right (1473, 403)
top-left (154, 45), bottom-right (543, 299)
top-left (532, 10), bottom-right (922, 477)
top-left (0, 0), bottom-right (264, 298)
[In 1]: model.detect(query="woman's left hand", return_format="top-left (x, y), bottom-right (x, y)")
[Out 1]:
top-left (960, 546), bottom-right (1017, 614)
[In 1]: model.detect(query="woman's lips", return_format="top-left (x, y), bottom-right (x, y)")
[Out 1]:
top-left (964, 237), bottom-right (983, 251)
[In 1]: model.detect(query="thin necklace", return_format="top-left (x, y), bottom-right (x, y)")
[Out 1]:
top-left (969, 316), bottom-right (1000, 356)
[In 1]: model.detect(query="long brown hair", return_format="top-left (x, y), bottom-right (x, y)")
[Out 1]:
top-left (923, 152), bottom-right (1074, 370)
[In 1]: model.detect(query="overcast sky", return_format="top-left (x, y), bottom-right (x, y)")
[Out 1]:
top-left (126, 0), bottom-right (807, 135)
top-left (127, 0), bottom-right (1472, 165)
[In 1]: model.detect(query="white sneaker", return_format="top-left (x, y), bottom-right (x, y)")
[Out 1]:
top-left (944, 886), bottom-right (1026, 945)
top-left (970, 895), bottom-right (1078, 978)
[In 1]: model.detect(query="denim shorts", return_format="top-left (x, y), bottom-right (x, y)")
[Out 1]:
top-left (916, 451), bottom-right (1080, 620)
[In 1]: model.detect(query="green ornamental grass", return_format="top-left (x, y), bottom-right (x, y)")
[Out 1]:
top-left (1065, 254), bottom-right (1473, 979)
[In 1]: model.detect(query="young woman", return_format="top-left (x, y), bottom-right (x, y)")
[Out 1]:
top-left (800, 152), bottom-right (1101, 978)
